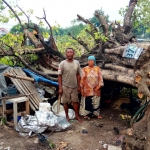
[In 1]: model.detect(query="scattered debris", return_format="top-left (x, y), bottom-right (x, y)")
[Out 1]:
top-left (56, 142), bottom-right (68, 150)
top-left (103, 143), bottom-right (108, 149)
top-left (126, 128), bottom-right (133, 136)
top-left (108, 144), bottom-right (122, 150)
top-left (111, 98), bottom-right (130, 110)
top-left (99, 141), bottom-right (103, 144)
top-left (67, 130), bottom-right (74, 134)
top-left (38, 133), bottom-right (49, 146)
top-left (4, 147), bottom-right (10, 150)
top-left (115, 135), bottom-right (125, 146)
top-left (82, 129), bottom-right (88, 134)
top-left (0, 142), bottom-right (4, 150)
top-left (33, 138), bottom-right (39, 144)
top-left (89, 121), bottom-right (103, 127)
top-left (120, 114), bottom-right (131, 120)
top-left (113, 127), bottom-right (119, 135)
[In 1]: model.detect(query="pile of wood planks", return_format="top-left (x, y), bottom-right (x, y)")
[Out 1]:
top-left (4, 68), bottom-right (42, 111)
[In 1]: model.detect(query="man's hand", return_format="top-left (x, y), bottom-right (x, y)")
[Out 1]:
top-left (58, 88), bottom-right (63, 95)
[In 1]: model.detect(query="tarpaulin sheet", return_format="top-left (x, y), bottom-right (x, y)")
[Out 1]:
top-left (0, 64), bottom-right (12, 95)
top-left (23, 68), bottom-right (58, 86)
top-left (0, 64), bottom-right (12, 105)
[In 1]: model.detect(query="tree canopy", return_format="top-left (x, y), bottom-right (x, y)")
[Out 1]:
top-left (119, 0), bottom-right (150, 38)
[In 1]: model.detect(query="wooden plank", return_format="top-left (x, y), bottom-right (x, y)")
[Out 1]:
top-left (0, 94), bottom-right (24, 100)
top-left (2, 99), bottom-right (6, 119)
top-left (14, 69), bottom-right (40, 106)
top-left (26, 100), bottom-right (30, 115)
top-left (6, 70), bottom-right (36, 111)
top-left (4, 110), bottom-right (27, 115)
top-left (17, 67), bottom-right (42, 99)
top-left (17, 68), bottom-right (42, 103)
top-left (13, 102), bottom-right (17, 129)
top-left (0, 106), bottom-right (2, 116)
top-left (4, 67), bottom-right (45, 111)
top-left (6, 121), bottom-right (14, 126)
top-left (4, 109), bottom-right (13, 114)
top-left (11, 69), bottom-right (39, 108)
top-left (57, 95), bottom-right (61, 114)
top-left (5, 72), bottom-right (56, 87)
top-left (17, 111), bottom-right (27, 116)
top-left (4, 73), bottom-right (35, 82)
top-left (6, 70), bottom-right (36, 110)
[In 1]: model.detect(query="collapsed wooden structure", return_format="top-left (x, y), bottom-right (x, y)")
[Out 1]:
top-left (4, 68), bottom-right (42, 111)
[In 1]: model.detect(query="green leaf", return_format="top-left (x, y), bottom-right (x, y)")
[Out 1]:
top-left (15, 52), bottom-right (19, 56)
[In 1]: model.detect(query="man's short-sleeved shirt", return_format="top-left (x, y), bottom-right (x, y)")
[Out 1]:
top-left (58, 59), bottom-right (81, 88)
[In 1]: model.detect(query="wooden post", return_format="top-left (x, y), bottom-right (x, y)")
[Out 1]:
top-left (57, 95), bottom-right (61, 114)
top-left (26, 99), bottom-right (30, 115)
top-left (13, 102), bottom-right (17, 129)
top-left (2, 100), bottom-right (6, 119)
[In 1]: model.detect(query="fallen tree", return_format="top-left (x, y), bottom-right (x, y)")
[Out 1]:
top-left (1, 0), bottom-right (150, 149)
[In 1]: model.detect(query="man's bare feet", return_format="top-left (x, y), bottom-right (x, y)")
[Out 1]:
top-left (75, 116), bottom-right (83, 123)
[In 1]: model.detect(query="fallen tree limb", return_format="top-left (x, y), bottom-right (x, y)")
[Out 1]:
top-left (104, 63), bottom-right (134, 74)
top-left (38, 64), bottom-right (58, 75)
top-left (102, 69), bottom-right (135, 87)
top-left (103, 54), bottom-right (136, 67)
top-left (16, 55), bottom-right (58, 81)
top-left (94, 10), bottom-right (109, 36)
top-left (104, 46), bottom-right (125, 55)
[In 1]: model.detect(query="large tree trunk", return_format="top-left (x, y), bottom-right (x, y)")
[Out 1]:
top-left (1, 0), bottom-right (150, 149)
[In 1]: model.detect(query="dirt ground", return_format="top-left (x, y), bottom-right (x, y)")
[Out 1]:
top-left (0, 99), bottom-right (130, 150)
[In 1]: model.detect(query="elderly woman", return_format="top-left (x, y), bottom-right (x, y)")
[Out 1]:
top-left (79, 56), bottom-right (104, 119)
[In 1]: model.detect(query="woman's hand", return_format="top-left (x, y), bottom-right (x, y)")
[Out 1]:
top-left (94, 86), bottom-right (100, 91)
top-left (78, 86), bottom-right (81, 93)
top-left (81, 89), bottom-right (85, 97)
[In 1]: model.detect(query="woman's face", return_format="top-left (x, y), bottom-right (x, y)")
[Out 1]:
top-left (88, 60), bottom-right (94, 67)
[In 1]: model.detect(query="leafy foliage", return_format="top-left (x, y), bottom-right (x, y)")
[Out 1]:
top-left (56, 34), bottom-right (82, 56)
top-left (119, 0), bottom-right (150, 38)
top-left (1, 32), bottom-right (24, 47)
top-left (0, 56), bottom-right (13, 66)
top-left (0, 116), bottom-right (6, 126)
top-left (10, 23), bottom-right (50, 36)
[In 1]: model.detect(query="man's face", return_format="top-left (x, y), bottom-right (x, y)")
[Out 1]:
top-left (66, 49), bottom-right (74, 60)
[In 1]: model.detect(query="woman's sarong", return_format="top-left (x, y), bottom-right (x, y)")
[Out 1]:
top-left (79, 96), bottom-right (100, 117)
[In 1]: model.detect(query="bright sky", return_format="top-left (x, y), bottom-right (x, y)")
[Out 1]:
top-left (1, 0), bottom-right (129, 30)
